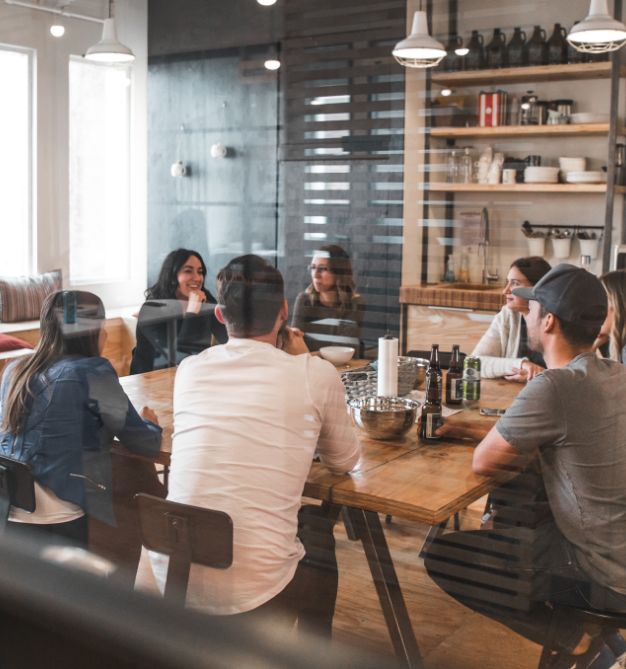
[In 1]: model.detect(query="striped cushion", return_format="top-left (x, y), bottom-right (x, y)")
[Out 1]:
top-left (0, 270), bottom-right (62, 322)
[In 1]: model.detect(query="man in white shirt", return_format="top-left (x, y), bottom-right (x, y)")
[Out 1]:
top-left (138, 254), bottom-right (360, 636)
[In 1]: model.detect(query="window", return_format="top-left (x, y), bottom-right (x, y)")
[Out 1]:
top-left (69, 57), bottom-right (131, 283)
top-left (0, 46), bottom-right (33, 276)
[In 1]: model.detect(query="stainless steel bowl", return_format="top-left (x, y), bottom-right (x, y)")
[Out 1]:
top-left (348, 397), bottom-right (420, 441)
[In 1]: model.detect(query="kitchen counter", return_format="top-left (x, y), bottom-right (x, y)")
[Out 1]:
top-left (400, 283), bottom-right (505, 312)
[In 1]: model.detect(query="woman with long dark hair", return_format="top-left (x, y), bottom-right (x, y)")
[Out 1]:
top-left (0, 290), bottom-right (161, 546)
top-left (472, 256), bottom-right (551, 380)
top-left (291, 244), bottom-right (362, 351)
top-left (130, 249), bottom-right (227, 374)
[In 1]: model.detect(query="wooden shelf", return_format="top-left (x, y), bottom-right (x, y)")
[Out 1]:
top-left (428, 182), bottom-right (625, 194)
top-left (430, 123), bottom-right (611, 139)
top-left (432, 61), bottom-right (621, 87)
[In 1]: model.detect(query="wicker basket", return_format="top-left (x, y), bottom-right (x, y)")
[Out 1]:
top-left (341, 357), bottom-right (424, 399)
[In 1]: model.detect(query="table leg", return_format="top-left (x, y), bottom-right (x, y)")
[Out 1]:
top-left (345, 506), bottom-right (424, 669)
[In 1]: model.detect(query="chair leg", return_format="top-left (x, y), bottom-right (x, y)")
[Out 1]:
top-left (537, 608), bottom-right (565, 669)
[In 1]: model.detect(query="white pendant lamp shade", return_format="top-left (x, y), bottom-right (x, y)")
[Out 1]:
top-left (85, 17), bottom-right (135, 63)
top-left (567, 0), bottom-right (626, 53)
top-left (392, 11), bottom-right (446, 68)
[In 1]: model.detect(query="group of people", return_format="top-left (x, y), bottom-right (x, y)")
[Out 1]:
top-left (0, 242), bottom-right (626, 665)
top-left (473, 256), bottom-right (626, 378)
top-left (129, 244), bottom-right (363, 374)
top-left (0, 249), bottom-right (362, 637)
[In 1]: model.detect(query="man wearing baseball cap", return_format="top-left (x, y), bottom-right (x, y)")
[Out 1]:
top-left (425, 264), bottom-right (626, 668)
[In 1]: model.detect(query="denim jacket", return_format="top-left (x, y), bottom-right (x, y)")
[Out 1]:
top-left (0, 356), bottom-right (162, 524)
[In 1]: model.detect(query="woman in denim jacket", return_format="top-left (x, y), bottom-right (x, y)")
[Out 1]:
top-left (0, 291), bottom-right (162, 547)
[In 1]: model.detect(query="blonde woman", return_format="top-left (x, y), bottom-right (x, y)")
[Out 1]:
top-left (598, 270), bottom-right (626, 363)
top-left (292, 245), bottom-right (363, 351)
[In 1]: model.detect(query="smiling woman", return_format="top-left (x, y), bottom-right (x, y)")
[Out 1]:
top-left (471, 256), bottom-right (551, 380)
top-left (130, 249), bottom-right (228, 374)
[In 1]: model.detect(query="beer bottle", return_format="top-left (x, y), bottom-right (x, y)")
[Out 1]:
top-left (428, 343), bottom-right (442, 403)
top-left (445, 344), bottom-right (463, 406)
top-left (420, 365), bottom-right (443, 443)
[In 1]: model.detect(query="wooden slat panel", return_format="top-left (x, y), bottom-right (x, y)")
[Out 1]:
top-left (293, 118), bottom-right (404, 133)
top-left (287, 100), bottom-right (401, 116)
top-left (285, 0), bottom-right (405, 18)
top-left (287, 16), bottom-right (404, 40)
top-left (283, 26), bottom-right (403, 50)
top-left (282, 0), bottom-right (405, 345)
top-left (287, 63), bottom-right (399, 83)
top-left (286, 81), bottom-right (406, 100)
top-left (285, 46), bottom-right (396, 67)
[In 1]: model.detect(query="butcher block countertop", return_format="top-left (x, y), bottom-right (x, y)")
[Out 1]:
top-left (400, 283), bottom-right (505, 311)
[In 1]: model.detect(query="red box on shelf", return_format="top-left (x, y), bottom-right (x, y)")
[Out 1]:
top-left (479, 91), bottom-right (507, 127)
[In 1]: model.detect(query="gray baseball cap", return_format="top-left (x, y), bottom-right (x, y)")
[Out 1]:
top-left (512, 263), bottom-right (607, 328)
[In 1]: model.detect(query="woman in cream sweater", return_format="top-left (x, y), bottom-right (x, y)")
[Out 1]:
top-left (472, 256), bottom-right (551, 380)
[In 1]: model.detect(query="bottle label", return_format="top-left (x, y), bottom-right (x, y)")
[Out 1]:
top-left (450, 379), bottom-right (461, 400)
top-left (425, 412), bottom-right (442, 439)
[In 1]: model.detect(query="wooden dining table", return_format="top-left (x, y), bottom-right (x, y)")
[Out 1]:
top-left (118, 366), bottom-right (520, 669)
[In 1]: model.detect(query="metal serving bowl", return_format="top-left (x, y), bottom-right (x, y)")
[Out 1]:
top-left (411, 357), bottom-right (429, 390)
top-left (348, 397), bottom-right (420, 441)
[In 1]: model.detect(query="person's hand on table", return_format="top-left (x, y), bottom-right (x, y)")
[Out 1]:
top-left (279, 326), bottom-right (310, 355)
top-left (141, 406), bottom-right (160, 426)
top-left (505, 360), bottom-right (544, 383)
top-left (186, 289), bottom-right (206, 314)
top-left (434, 415), bottom-right (490, 442)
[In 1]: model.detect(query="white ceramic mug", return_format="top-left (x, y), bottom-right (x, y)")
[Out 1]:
top-left (502, 169), bottom-right (516, 184)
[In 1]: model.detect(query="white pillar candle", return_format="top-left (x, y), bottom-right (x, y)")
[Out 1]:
top-left (377, 335), bottom-right (398, 397)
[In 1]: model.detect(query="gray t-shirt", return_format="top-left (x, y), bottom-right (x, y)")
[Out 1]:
top-left (497, 352), bottom-right (626, 594)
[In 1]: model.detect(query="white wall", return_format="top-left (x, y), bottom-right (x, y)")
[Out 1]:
top-left (0, 0), bottom-right (148, 308)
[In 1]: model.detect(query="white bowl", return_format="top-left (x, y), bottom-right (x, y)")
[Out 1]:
top-left (524, 166), bottom-right (560, 184)
top-left (569, 112), bottom-right (609, 124)
top-left (559, 157), bottom-right (586, 172)
top-left (319, 346), bottom-right (355, 365)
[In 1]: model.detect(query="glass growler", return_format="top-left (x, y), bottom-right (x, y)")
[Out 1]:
top-left (546, 23), bottom-right (568, 65)
top-left (506, 27), bottom-right (527, 67)
top-left (524, 25), bottom-right (547, 66)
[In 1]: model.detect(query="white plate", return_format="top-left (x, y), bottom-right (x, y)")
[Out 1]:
top-left (524, 176), bottom-right (559, 184)
top-left (565, 175), bottom-right (605, 184)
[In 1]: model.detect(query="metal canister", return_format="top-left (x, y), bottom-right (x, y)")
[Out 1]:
top-left (462, 356), bottom-right (481, 409)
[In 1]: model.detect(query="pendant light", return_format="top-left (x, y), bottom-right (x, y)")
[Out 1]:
top-left (392, 8), bottom-right (446, 69)
top-left (85, 0), bottom-right (135, 63)
top-left (567, 0), bottom-right (626, 53)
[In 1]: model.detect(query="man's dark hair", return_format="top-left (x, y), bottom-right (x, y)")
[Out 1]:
top-left (538, 304), bottom-right (600, 348)
top-left (217, 255), bottom-right (284, 337)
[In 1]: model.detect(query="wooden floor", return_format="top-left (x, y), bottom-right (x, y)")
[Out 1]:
top-left (331, 503), bottom-right (541, 668)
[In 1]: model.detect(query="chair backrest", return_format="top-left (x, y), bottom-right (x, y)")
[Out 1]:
top-left (135, 493), bottom-right (233, 605)
top-left (0, 455), bottom-right (36, 529)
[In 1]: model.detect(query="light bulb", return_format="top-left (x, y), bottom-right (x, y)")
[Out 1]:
top-left (50, 24), bottom-right (65, 38)
top-left (264, 59), bottom-right (281, 71)
top-left (440, 88), bottom-right (452, 97)
top-left (257, 0), bottom-right (277, 5)
top-left (455, 47), bottom-right (469, 56)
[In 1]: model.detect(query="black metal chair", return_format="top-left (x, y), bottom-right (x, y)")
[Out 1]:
top-left (538, 606), bottom-right (626, 668)
top-left (135, 493), bottom-right (233, 605)
top-left (0, 454), bottom-right (35, 530)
